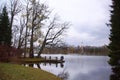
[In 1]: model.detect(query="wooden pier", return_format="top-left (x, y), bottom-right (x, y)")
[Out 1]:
top-left (41, 56), bottom-right (65, 63)
top-left (18, 56), bottom-right (65, 64)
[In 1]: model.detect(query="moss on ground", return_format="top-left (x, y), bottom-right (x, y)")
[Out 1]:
top-left (0, 63), bottom-right (61, 80)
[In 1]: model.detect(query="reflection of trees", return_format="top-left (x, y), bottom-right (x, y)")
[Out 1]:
top-left (58, 70), bottom-right (69, 80)
top-left (43, 62), bottom-right (64, 68)
top-left (36, 64), bottom-right (41, 69)
top-left (23, 62), bottom-right (64, 69)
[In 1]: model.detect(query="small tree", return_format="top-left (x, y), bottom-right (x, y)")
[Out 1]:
top-left (108, 0), bottom-right (120, 80)
top-left (0, 6), bottom-right (11, 46)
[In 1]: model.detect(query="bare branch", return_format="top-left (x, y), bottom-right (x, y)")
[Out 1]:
top-left (10, 0), bottom-right (22, 16)
top-left (9, 0), bottom-right (23, 29)
top-left (37, 16), bottom-right (69, 57)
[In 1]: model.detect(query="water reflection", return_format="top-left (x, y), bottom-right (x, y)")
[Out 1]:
top-left (73, 67), bottom-right (110, 80)
top-left (36, 63), bottom-right (41, 69)
top-left (42, 62), bottom-right (64, 68)
top-left (23, 62), bottom-right (64, 69)
top-left (58, 70), bottom-right (69, 80)
top-left (22, 54), bottom-right (112, 80)
top-left (40, 54), bottom-right (112, 80)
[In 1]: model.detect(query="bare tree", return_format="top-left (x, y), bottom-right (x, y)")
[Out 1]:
top-left (7, 0), bottom-right (23, 47)
top-left (17, 17), bottom-right (26, 49)
top-left (4, 0), bottom-right (69, 58)
top-left (8, 0), bottom-right (50, 57)
top-left (37, 17), bottom-right (69, 57)
top-left (11, 15), bottom-right (26, 50)
top-left (27, 0), bottom-right (50, 58)
top-left (9, 0), bottom-right (22, 29)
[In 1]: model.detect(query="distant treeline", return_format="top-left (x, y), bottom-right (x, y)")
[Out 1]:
top-left (43, 45), bottom-right (109, 56)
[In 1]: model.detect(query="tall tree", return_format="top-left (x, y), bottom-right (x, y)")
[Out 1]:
top-left (9, 0), bottom-right (22, 47)
top-left (24, 0), bottom-right (29, 57)
top-left (108, 0), bottom-right (120, 80)
top-left (0, 6), bottom-right (11, 46)
top-left (27, 0), bottom-right (49, 58)
top-left (1, 0), bottom-right (69, 58)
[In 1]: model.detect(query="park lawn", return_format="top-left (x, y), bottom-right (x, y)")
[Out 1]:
top-left (0, 63), bottom-right (61, 80)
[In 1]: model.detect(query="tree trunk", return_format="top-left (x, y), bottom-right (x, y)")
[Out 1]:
top-left (37, 39), bottom-right (46, 57)
top-left (10, 15), bottom-right (14, 29)
top-left (24, 26), bottom-right (28, 58)
top-left (37, 27), bottom-right (50, 57)
top-left (29, 27), bottom-right (34, 58)
top-left (24, 3), bottom-right (29, 58)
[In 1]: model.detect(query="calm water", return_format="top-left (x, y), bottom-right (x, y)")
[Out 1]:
top-left (34, 54), bottom-right (112, 80)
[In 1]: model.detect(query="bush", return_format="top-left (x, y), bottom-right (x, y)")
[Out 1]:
top-left (0, 45), bottom-right (23, 62)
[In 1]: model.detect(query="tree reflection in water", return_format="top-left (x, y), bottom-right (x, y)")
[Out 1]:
top-left (58, 69), bottom-right (69, 80)
top-left (23, 61), bottom-right (64, 69)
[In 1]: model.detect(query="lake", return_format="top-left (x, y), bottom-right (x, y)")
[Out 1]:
top-left (34, 54), bottom-right (112, 80)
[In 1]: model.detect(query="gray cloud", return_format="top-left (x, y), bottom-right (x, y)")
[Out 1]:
top-left (45, 0), bottom-right (112, 46)
top-left (1, 0), bottom-right (112, 46)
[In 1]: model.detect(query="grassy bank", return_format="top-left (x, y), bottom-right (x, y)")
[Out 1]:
top-left (0, 63), bottom-right (61, 80)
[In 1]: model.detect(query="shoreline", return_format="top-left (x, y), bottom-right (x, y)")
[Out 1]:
top-left (0, 62), bottom-right (61, 80)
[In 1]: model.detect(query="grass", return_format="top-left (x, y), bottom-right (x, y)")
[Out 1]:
top-left (18, 58), bottom-right (45, 62)
top-left (0, 62), bottom-right (61, 80)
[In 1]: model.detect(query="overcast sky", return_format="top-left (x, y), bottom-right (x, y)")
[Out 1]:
top-left (43, 0), bottom-right (112, 46)
top-left (0, 0), bottom-right (112, 46)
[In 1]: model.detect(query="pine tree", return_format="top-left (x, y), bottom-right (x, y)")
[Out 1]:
top-left (0, 6), bottom-right (11, 46)
top-left (108, 0), bottom-right (120, 80)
